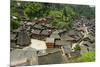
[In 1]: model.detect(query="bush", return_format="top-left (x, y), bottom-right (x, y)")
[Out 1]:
top-left (11, 19), bottom-right (20, 30)
top-left (74, 45), bottom-right (81, 51)
top-left (78, 51), bottom-right (95, 62)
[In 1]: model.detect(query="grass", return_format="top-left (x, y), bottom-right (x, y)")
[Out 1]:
top-left (77, 51), bottom-right (95, 62)
top-left (67, 51), bottom-right (95, 63)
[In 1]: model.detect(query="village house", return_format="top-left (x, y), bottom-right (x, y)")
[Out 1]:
top-left (26, 22), bottom-right (36, 26)
top-left (61, 34), bottom-right (75, 42)
top-left (46, 38), bottom-right (55, 48)
top-left (11, 28), bottom-right (25, 49)
top-left (67, 30), bottom-right (82, 40)
top-left (29, 39), bottom-right (47, 56)
top-left (55, 40), bottom-right (65, 48)
top-left (50, 30), bottom-right (61, 39)
top-left (24, 22), bottom-right (36, 33)
top-left (41, 24), bottom-right (56, 30)
top-left (33, 23), bottom-right (44, 30)
top-left (40, 29), bottom-right (51, 39)
top-left (31, 29), bottom-right (41, 40)
top-left (86, 34), bottom-right (95, 42)
top-left (79, 40), bottom-right (95, 51)
top-left (42, 24), bottom-right (52, 28)
top-left (16, 25), bottom-right (31, 47)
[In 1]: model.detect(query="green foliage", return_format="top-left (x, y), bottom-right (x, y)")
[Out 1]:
top-left (78, 51), bottom-right (95, 62)
top-left (11, 19), bottom-right (20, 30)
top-left (73, 5), bottom-right (95, 19)
top-left (69, 51), bottom-right (95, 63)
top-left (11, 1), bottom-right (95, 30)
top-left (48, 10), bottom-right (66, 29)
top-left (24, 3), bottom-right (44, 19)
top-left (74, 45), bottom-right (81, 51)
top-left (48, 6), bottom-right (75, 29)
top-left (63, 6), bottom-right (76, 18)
top-left (48, 10), bottom-right (63, 18)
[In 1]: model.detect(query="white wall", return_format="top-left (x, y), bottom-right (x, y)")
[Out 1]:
top-left (30, 39), bottom-right (47, 50)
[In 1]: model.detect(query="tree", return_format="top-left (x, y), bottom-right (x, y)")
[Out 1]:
top-left (24, 3), bottom-right (44, 20)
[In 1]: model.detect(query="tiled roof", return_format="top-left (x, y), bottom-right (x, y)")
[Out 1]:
top-left (31, 29), bottom-right (41, 34)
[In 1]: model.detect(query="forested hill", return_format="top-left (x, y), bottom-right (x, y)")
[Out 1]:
top-left (11, 1), bottom-right (95, 30)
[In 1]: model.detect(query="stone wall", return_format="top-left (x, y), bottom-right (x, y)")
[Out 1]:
top-left (38, 51), bottom-right (66, 65)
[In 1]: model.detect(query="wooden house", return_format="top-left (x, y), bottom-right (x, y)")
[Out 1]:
top-left (55, 39), bottom-right (65, 48)
top-left (33, 23), bottom-right (44, 30)
top-left (16, 25), bottom-right (31, 47)
top-left (41, 24), bottom-right (53, 29)
top-left (50, 30), bottom-right (60, 39)
top-left (39, 30), bottom-right (51, 40)
top-left (41, 30), bottom-right (51, 36)
top-left (31, 29), bottom-right (41, 40)
top-left (46, 38), bottom-right (55, 48)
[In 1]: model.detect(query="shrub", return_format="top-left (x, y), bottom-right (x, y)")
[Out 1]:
top-left (74, 45), bottom-right (81, 51)
top-left (78, 51), bottom-right (95, 62)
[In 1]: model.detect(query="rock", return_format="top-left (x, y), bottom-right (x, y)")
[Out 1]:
top-left (38, 49), bottom-right (66, 64)
top-left (10, 47), bottom-right (38, 66)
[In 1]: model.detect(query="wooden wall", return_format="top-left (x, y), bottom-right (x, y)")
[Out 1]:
top-left (46, 43), bottom-right (54, 48)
